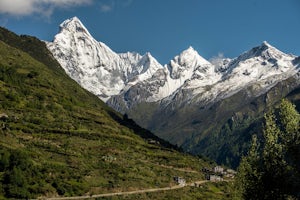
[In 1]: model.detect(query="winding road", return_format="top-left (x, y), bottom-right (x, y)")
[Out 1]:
top-left (40, 180), bottom-right (209, 200)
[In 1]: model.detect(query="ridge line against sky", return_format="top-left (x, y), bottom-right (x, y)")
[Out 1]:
top-left (0, 0), bottom-right (299, 64)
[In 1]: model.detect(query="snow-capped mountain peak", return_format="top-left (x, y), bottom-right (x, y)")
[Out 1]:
top-left (161, 40), bottom-right (299, 109)
top-left (141, 52), bottom-right (155, 65)
top-left (140, 52), bottom-right (163, 72)
top-left (59, 16), bottom-right (92, 38)
top-left (259, 41), bottom-right (285, 53)
top-left (261, 40), bottom-right (271, 47)
top-left (128, 52), bottom-right (163, 83)
top-left (47, 17), bottom-right (299, 114)
top-left (47, 17), bottom-right (165, 102)
top-left (258, 41), bottom-right (287, 60)
top-left (237, 41), bottom-right (289, 63)
top-left (176, 46), bottom-right (210, 66)
top-left (168, 46), bottom-right (211, 80)
top-left (187, 41), bottom-right (299, 105)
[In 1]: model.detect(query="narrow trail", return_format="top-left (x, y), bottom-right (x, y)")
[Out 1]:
top-left (40, 180), bottom-right (209, 200)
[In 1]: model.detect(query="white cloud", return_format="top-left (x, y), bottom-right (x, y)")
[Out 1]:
top-left (0, 0), bottom-right (36, 16)
top-left (0, 0), bottom-right (134, 16)
top-left (0, 0), bottom-right (92, 17)
top-left (209, 52), bottom-right (225, 66)
top-left (99, 0), bottom-right (133, 13)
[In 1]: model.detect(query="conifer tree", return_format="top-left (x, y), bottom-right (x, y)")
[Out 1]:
top-left (278, 99), bottom-right (300, 198)
top-left (278, 99), bottom-right (300, 145)
top-left (262, 112), bottom-right (288, 199)
top-left (236, 135), bottom-right (262, 200)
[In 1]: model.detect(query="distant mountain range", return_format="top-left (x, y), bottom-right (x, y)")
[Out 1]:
top-left (47, 17), bottom-right (300, 167)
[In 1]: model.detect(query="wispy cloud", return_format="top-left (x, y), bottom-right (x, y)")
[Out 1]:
top-left (209, 52), bottom-right (225, 66)
top-left (100, 3), bottom-right (114, 13)
top-left (0, 0), bottom-right (134, 17)
top-left (99, 0), bottom-right (133, 13)
top-left (0, 0), bottom-right (93, 17)
top-left (122, 0), bottom-right (133, 7)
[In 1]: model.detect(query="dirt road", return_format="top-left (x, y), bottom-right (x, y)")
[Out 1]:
top-left (42, 180), bottom-right (209, 200)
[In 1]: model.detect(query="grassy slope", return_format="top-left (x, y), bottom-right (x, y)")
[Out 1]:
top-left (0, 27), bottom-right (234, 199)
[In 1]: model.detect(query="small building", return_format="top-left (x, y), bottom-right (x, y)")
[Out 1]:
top-left (147, 139), bottom-right (160, 145)
top-left (213, 166), bottom-right (224, 173)
top-left (206, 174), bottom-right (223, 182)
top-left (174, 176), bottom-right (186, 186)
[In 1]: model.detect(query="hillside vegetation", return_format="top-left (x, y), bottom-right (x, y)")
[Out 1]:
top-left (0, 27), bottom-right (235, 199)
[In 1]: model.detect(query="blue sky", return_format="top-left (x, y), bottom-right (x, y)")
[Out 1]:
top-left (0, 0), bottom-right (299, 64)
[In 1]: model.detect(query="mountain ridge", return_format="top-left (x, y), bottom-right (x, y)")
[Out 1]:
top-left (46, 17), bottom-right (300, 167)
top-left (47, 17), bottom-right (298, 107)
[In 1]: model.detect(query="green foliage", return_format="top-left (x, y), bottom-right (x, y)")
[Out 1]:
top-left (236, 135), bottom-right (262, 200)
top-left (261, 111), bottom-right (290, 199)
top-left (0, 27), bottom-right (65, 74)
top-left (236, 99), bottom-right (300, 199)
top-left (4, 167), bottom-right (30, 199)
top-left (0, 150), bottom-right (10, 170)
top-left (278, 99), bottom-right (300, 145)
top-left (0, 148), bottom-right (42, 199)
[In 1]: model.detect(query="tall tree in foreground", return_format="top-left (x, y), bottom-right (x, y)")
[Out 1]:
top-left (235, 135), bottom-right (262, 200)
top-left (277, 99), bottom-right (300, 198)
top-left (262, 111), bottom-right (288, 199)
top-left (236, 99), bottom-right (300, 200)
